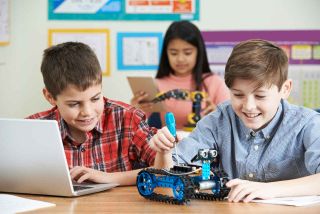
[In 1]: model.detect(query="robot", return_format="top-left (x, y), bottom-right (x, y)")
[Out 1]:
top-left (136, 148), bottom-right (230, 204)
top-left (151, 89), bottom-right (207, 131)
top-left (136, 113), bottom-right (230, 204)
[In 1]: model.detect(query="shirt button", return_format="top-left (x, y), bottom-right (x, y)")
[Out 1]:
top-left (248, 173), bottom-right (254, 178)
top-left (254, 145), bottom-right (259, 151)
top-left (250, 131), bottom-right (256, 137)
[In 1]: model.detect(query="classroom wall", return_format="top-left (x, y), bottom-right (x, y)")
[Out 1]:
top-left (1, 0), bottom-right (320, 118)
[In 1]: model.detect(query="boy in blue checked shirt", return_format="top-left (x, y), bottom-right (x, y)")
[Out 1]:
top-left (150, 39), bottom-right (320, 202)
top-left (28, 42), bottom-right (156, 186)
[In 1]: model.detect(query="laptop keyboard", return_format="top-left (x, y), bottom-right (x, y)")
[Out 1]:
top-left (73, 185), bottom-right (93, 191)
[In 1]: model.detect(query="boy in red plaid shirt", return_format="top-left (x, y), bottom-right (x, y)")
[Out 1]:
top-left (27, 42), bottom-right (156, 186)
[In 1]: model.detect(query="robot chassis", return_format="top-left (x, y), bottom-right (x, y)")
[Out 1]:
top-left (136, 148), bottom-right (230, 205)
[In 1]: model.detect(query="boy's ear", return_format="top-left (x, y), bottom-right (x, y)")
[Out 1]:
top-left (42, 88), bottom-right (56, 106)
top-left (281, 79), bottom-right (292, 99)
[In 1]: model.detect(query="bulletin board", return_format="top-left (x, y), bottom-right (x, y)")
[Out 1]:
top-left (48, 29), bottom-right (110, 76)
top-left (48, 0), bottom-right (199, 21)
top-left (0, 0), bottom-right (9, 45)
top-left (117, 32), bottom-right (163, 70)
top-left (202, 30), bottom-right (320, 109)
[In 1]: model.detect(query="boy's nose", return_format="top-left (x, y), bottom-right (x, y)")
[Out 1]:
top-left (80, 104), bottom-right (92, 116)
top-left (243, 97), bottom-right (256, 111)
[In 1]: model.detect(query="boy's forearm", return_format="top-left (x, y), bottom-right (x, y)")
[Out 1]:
top-left (112, 152), bottom-right (174, 185)
top-left (272, 173), bottom-right (320, 197)
top-left (154, 151), bottom-right (173, 169)
top-left (107, 169), bottom-right (142, 186)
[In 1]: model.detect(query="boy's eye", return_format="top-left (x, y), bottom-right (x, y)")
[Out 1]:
top-left (255, 95), bottom-right (266, 99)
top-left (68, 103), bottom-right (78, 107)
top-left (233, 94), bottom-right (243, 97)
top-left (92, 97), bottom-right (100, 102)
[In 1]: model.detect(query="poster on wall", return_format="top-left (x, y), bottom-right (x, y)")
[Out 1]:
top-left (0, 0), bottom-right (9, 45)
top-left (48, 29), bottom-right (111, 76)
top-left (48, 0), bottom-right (199, 21)
top-left (117, 32), bottom-right (162, 70)
top-left (202, 30), bottom-right (320, 109)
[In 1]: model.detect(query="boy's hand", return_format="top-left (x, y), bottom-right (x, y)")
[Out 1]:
top-left (149, 126), bottom-right (182, 153)
top-left (226, 178), bottom-right (276, 203)
top-left (70, 166), bottom-right (108, 184)
top-left (130, 91), bottom-right (154, 113)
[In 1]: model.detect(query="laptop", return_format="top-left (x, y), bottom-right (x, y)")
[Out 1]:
top-left (0, 118), bottom-right (118, 197)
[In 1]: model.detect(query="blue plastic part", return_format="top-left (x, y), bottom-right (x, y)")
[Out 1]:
top-left (165, 112), bottom-right (176, 137)
top-left (154, 175), bottom-right (185, 201)
top-left (202, 161), bottom-right (211, 180)
top-left (211, 174), bottom-right (221, 196)
top-left (172, 177), bottom-right (184, 200)
top-left (137, 171), bottom-right (156, 196)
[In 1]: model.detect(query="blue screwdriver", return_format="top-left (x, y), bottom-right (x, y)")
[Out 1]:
top-left (165, 112), bottom-right (179, 165)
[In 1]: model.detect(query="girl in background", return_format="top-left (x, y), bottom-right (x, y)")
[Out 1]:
top-left (131, 21), bottom-right (229, 129)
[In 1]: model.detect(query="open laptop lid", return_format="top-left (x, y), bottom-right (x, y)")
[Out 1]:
top-left (0, 118), bottom-right (118, 197)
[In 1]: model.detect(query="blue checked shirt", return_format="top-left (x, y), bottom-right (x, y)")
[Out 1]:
top-left (174, 99), bottom-right (320, 182)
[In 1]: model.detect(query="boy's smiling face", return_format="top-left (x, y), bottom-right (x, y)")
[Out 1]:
top-left (230, 79), bottom-right (291, 131)
top-left (44, 83), bottom-right (104, 136)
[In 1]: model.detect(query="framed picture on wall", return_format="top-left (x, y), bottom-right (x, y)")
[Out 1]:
top-left (48, 0), bottom-right (200, 21)
top-left (117, 32), bottom-right (162, 71)
top-left (48, 29), bottom-right (110, 76)
top-left (0, 0), bottom-right (9, 45)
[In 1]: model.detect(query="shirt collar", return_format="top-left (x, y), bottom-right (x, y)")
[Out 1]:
top-left (260, 100), bottom-right (283, 139)
top-left (55, 111), bottom-right (68, 140)
top-left (95, 107), bottom-right (105, 134)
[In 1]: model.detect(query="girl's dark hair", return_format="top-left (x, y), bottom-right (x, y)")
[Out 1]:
top-left (156, 21), bottom-right (211, 90)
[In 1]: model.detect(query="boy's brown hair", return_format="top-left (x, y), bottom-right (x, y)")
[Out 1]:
top-left (225, 39), bottom-right (288, 91)
top-left (41, 42), bottom-right (102, 99)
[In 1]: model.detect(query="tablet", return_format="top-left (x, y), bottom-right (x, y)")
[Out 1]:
top-left (127, 76), bottom-right (165, 112)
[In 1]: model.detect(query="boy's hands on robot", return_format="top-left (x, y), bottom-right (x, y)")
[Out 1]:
top-left (149, 126), bottom-right (183, 152)
top-left (141, 112), bottom-right (232, 204)
top-left (149, 126), bottom-right (183, 153)
top-left (149, 112), bottom-right (182, 160)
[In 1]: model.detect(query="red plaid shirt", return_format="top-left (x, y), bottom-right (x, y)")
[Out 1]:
top-left (27, 97), bottom-right (157, 172)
